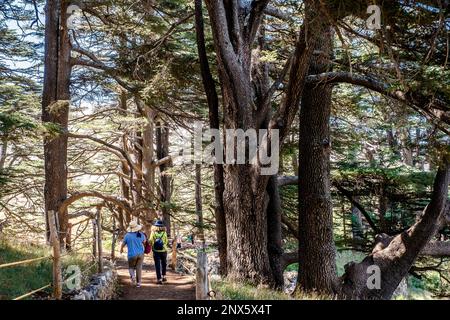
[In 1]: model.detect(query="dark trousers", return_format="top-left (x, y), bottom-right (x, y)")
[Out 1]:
top-left (153, 251), bottom-right (167, 280)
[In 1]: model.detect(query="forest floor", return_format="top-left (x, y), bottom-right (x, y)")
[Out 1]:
top-left (116, 257), bottom-right (195, 300)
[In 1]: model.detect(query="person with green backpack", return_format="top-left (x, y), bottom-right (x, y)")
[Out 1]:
top-left (149, 220), bottom-right (169, 284)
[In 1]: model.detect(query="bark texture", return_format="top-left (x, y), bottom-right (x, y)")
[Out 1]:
top-left (42, 0), bottom-right (72, 246)
top-left (204, 0), bottom-right (320, 285)
top-left (296, 18), bottom-right (336, 294)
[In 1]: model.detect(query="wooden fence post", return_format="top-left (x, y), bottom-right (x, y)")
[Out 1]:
top-left (196, 250), bottom-right (209, 300)
top-left (48, 210), bottom-right (62, 300)
top-left (96, 205), bottom-right (103, 272)
top-left (170, 237), bottom-right (177, 270)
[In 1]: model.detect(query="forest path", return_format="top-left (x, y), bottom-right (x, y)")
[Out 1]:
top-left (116, 256), bottom-right (196, 300)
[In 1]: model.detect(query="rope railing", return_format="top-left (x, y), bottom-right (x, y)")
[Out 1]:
top-left (0, 256), bottom-right (53, 300)
top-left (3, 210), bottom-right (109, 300)
top-left (0, 244), bottom-right (92, 270)
top-left (13, 284), bottom-right (52, 301)
top-left (11, 258), bottom-right (99, 300)
top-left (0, 255), bottom-right (51, 269)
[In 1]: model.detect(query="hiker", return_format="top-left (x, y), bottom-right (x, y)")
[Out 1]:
top-left (149, 220), bottom-right (169, 284)
top-left (120, 221), bottom-right (146, 288)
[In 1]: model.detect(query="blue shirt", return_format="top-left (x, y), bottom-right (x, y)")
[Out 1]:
top-left (123, 232), bottom-right (146, 259)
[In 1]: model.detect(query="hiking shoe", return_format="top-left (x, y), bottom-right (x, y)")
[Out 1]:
top-left (157, 279), bottom-right (163, 285)
top-left (162, 277), bottom-right (167, 282)
top-left (136, 283), bottom-right (141, 288)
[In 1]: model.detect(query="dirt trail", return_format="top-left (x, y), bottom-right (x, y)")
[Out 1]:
top-left (116, 256), bottom-right (195, 300)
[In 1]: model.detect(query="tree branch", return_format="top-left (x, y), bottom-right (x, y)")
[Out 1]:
top-left (334, 182), bottom-right (382, 234)
top-left (307, 72), bottom-right (450, 128)
top-left (277, 175), bottom-right (298, 187)
top-left (264, 5), bottom-right (290, 21)
top-left (60, 191), bottom-right (133, 220)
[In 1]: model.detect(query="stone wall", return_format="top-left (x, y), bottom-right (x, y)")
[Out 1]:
top-left (72, 262), bottom-right (118, 300)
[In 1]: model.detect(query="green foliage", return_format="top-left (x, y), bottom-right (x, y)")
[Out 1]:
top-left (211, 278), bottom-right (292, 300)
top-left (0, 112), bottom-right (36, 137)
top-left (0, 170), bottom-right (7, 186)
top-left (0, 242), bottom-right (52, 300)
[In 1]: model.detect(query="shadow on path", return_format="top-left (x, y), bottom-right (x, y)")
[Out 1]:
top-left (116, 256), bottom-right (195, 300)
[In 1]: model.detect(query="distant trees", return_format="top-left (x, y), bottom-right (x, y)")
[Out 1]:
top-left (0, 1), bottom-right (42, 231)
top-left (55, 0), bottom-right (213, 245)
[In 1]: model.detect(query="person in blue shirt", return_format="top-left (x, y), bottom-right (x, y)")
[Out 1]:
top-left (120, 221), bottom-right (146, 287)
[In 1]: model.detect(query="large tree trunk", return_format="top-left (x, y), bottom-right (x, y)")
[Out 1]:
top-left (42, 0), bottom-right (72, 247)
top-left (223, 165), bottom-right (273, 284)
top-left (204, 0), bottom-right (318, 285)
top-left (296, 18), bottom-right (336, 294)
top-left (340, 159), bottom-right (450, 299)
top-left (195, 0), bottom-right (227, 275)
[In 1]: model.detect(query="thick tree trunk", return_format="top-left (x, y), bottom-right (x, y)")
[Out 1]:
top-left (223, 165), bottom-right (273, 285)
top-left (296, 21), bottom-right (336, 294)
top-left (42, 0), bottom-right (71, 247)
top-left (195, 0), bottom-right (227, 275)
top-left (204, 0), bottom-right (274, 285)
top-left (340, 160), bottom-right (450, 299)
top-left (204, 0), bottom-right (318, 285)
